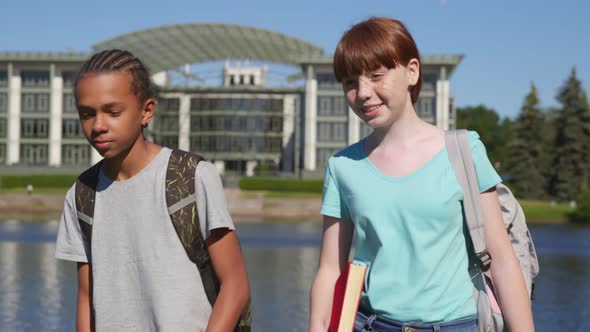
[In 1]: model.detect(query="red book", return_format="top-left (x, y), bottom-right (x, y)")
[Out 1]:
top-left (329, 262), bottom-right (368, 332)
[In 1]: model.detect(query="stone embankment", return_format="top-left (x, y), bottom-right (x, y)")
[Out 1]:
top-left (0, 189), bottom-right (322, 222)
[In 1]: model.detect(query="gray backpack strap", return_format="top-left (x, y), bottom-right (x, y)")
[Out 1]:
top-left (445, 130), bottom-right (491, 271)
top-left (75, 160), bottom-right (103, 244)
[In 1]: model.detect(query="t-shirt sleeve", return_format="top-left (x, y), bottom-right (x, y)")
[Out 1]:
top-left (469, 131), bottom-right (502, 192)
top-left (320, 159), bottom-right (351, 220)
top-left (55, 185), bottom-right (90, 263)
top-left (195, 161), bottom-right (236, 240)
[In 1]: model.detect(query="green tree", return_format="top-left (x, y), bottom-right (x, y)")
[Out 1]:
top-left (504, 84), bottom-right (546, 199)
top-left (550, 68), bottom-right (590, 201)
top-left (456, 104), bottom-right (510, 168)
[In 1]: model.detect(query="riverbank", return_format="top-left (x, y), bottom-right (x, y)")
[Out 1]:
top-left (0, 189), bottom-right (323, 223)
top-left (0, 190), bottom-right (573, 224)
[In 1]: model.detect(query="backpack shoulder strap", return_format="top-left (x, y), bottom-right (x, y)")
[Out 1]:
top-left (75, 160), bottom-right (103, 243)
top-left (165, 149), bottom-right (220, 305)
top-left (445, 130), bottom-right (491, 270)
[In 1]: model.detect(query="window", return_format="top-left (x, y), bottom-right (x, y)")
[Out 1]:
top-left (0, 144), bottom-right (5, 164)
top-left (0, 71), bottom-right (7, 87)
top-left (63, 93), bottom-right (77, 113)
top-left (332, 123), bottom-right (347, 142)
top-left (62, 119), bottom-right (84, 138)
top-left (0, 93), bottom-right (7, 113)
top-left (21, 70), bottom-right (50, 88)
top-left (318, 96), bottom-right (332, 116)
top-left (317, 122), bottom-right (331, 142)
top-left (22, 93), bottom-right (50, 113)
top-left (0, 118), bottom-right (6, 137)
top-left (159, 98), bottom-right (180, 112)
top-left (156, 114), bottom-right (179, 132)
top-left (20, 144), bottom-right (48, 165)
top-left (61, 144), bottom-right (90, 166)
top-left (316, 148), bottom-right (338, 168)
top-left (156, 135), bottom-right (178, 149)
top-left (62, 71), bottom-right (77, 88)
top-left (21, 119), bottom-right (49, 138)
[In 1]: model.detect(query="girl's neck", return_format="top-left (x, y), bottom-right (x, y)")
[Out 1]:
top-left (369, 106), bottom-right (429, 150)
top-left (102, 137), bottom-right (162, 181)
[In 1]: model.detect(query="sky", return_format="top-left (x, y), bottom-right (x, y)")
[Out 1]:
top-left (0, 0), bottom-right (588, 119)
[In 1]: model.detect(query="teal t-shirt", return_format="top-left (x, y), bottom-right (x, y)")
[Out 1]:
top-left (320, 131), bottom-right (502, 323)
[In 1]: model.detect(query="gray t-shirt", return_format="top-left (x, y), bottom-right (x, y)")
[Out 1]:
top-left (55, 148), bottom-right (235, 331)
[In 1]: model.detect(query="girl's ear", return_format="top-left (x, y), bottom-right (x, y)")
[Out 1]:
top-left (141, 98), bottom-right (157, 128)
top-left (407, 58), bottom-right (420, 86)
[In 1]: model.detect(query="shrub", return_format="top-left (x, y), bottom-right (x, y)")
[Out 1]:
top-left (568, 189), bottom-right (590, 224)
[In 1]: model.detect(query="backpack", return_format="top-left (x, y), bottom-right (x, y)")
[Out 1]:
top-left (445, 130), bottom-right (539, 332)
top-left (74, 149), bottom-right (251, 332)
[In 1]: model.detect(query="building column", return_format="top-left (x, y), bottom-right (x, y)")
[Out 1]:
top-left (281, 95), bottom-right (296, 173)
top-left (436, 66), bottom-right (450, 130)
top-left (213, 160), bottom-right (225, 175)
top-left (303, 65), bottom-right (317, 171)
top-left (7, 63), bottom-right (20, 165)
top-left (347, 107), bottom-right (360, 144)
top-left (178, 94), bottom-right (190, 151)
top-left (49, 64), bottom-right (63, 166)
top-left (246, 160), bottom-right (258, 177)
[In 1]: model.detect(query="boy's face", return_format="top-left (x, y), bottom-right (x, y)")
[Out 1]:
top-left (76, 72), bottom-right (154, 159)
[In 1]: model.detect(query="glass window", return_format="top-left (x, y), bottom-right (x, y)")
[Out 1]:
top-left (21, 70), bottom-right (50, 88)
top-left (20, 144), bottom-right (48, 165)
top-left (21, 119), bottom-right (49, 138)
top-left (63, 93), bottom-right (77, 113)
top-left (318, 96), bottom-right (331, 116)
top-left (159, 98), bottom-right (179, 112)
top-left (333, 123), bottom-right (347, 142)
top-left (157, 135), bottom-right (178, 149)
top-left (61, 144), bottom-right (90, 166)
top-left (0, 118), bottom-right (6, 137)
top-left (22, 93), bottom-right (50, 113)
top-left (0, 93), bottom-right (7, 113)
top-left (0, 144), bottom-right (5, 164)
top-left (62, 71), bottom-right (77, 88)
top-left (359, 122), bottom-right (373, 138)
top-left (62, 119), bottom-right (84, 138)
top-left (317, 122), bottom-right (331, 142)
top-left (271, 117), bottom-right (282, 132)
top-left (0, 70), bottom-right (7, 87)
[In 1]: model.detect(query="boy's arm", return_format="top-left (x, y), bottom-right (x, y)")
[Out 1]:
top-left (205, 228), bottom-right (250, 332)
top-left (77, 262), bottom-right (94, 332)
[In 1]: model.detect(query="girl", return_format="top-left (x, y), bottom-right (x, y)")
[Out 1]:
top-left (310, 18), bottom-right (534, 332)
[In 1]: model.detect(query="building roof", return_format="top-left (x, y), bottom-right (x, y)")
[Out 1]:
top-left (93, 23), bottom-right (326, 72)
top-left (0, 51), bottom-right (89, 63)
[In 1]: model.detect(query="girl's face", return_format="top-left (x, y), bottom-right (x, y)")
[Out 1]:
top-left (75, 72), bottom-right (154, 160)
top-left (342, 60), bottom-right (419, 128)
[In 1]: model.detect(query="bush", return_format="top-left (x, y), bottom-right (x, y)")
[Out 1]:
top-left (0, 174), bottom-right (78, 189)
top-left (238, 177), bottom-right (323, 193)
top-left (568, 189), bottom-right (590, 224)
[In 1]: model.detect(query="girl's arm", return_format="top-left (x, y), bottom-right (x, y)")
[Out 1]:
top-left (481, 188), bottom-right (535, 332)
top-left (310, 215), bottom-right (354, 332)
top-left (76, 262), bottom-right (94, 332)
top-left (205, 228), bottom-right (250, 332)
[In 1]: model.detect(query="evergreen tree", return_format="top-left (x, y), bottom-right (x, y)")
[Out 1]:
top-left (505, 84), bottom-right (545, 199)
top-left (551, 68), bottom-right (590, 201)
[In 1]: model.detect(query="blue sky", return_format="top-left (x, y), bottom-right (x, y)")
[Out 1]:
top-left (1, 0), bottom-right (588, 119)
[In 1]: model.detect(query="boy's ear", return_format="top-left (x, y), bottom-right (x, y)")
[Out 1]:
top-left (141, 98), bottom-right (157, 128)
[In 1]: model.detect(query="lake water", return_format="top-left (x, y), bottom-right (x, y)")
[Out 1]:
top-left (0, 220), bottom-right (588, 331)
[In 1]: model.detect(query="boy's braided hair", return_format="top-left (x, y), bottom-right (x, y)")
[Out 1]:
top-left (75, 49), bottom-right (157, 103)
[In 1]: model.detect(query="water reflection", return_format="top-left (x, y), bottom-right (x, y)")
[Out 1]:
top-left (0, 221), bottom-right (588, 331)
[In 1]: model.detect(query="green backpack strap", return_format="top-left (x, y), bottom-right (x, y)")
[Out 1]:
top-left (165, 149), bottom-right (251, 332)
top-left (75, 160), bottom-right (103, 245)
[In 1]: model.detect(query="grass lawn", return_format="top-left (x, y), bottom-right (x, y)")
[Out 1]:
top-left (0, 187), bottom-right (69, 195)
top-left (519, 200), bottom-right (574, 224)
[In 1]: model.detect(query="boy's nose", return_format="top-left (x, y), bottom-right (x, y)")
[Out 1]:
top-left (92, 115), bottom-right (108, 133)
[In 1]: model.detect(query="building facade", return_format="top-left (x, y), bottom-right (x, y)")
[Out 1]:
top-left (0, 23), bottom-right (462, 176)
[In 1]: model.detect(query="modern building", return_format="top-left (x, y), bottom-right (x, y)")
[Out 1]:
top-left (0, 23), bottom-right (462, 176)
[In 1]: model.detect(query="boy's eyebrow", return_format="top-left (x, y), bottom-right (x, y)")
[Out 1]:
top-left (102, 102), bottom-right (126, 110)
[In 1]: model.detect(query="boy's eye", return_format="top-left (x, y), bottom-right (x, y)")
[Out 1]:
top-left (78, 111), bottom-right (94, 120)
